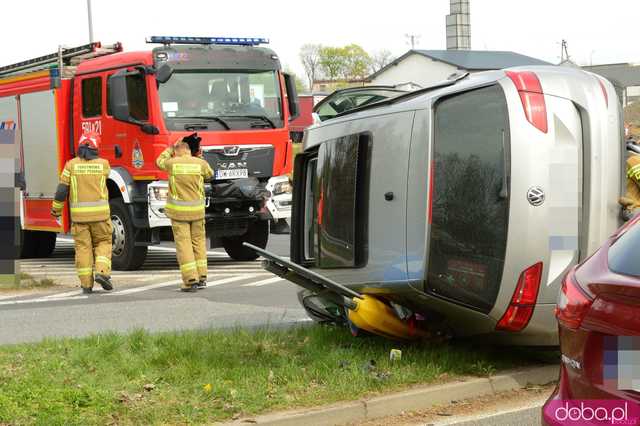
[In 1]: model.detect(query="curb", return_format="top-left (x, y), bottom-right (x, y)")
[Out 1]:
top-left (225, 364), bottom-right (558, 426)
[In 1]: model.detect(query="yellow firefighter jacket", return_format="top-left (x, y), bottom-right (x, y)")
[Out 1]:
top-left (52, 157), bottom-right (111, 223)
top-left (156, 147), bottom-right (214, 221)
top-left (625, 155), bottom-right (640, 209)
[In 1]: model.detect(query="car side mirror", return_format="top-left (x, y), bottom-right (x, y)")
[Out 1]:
top-left (108, 70), bottom-right (131, 123)
top-left (283, 73), bottom-right (300, 121)
top-left (156, 63), bottom-right (174, 84)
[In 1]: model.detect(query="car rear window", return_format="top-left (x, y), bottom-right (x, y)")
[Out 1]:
top-left (609, 221), bottom-right (640, 276)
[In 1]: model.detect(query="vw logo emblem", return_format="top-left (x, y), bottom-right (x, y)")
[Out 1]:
top-left (223, 146), bottom-right (240, 156)
top-left (527, 186), bottom-right (545, 206)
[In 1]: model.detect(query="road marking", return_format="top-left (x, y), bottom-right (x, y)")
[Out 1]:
top-left (0, 295), bottom-right (88, 306)
top-left (58, 237), bottom-right (229, 257)
top-left (206, 275), bottom-right (257, 287)
top-left (106, 274), bottom-right (260, 296)
top-left (0, 294), bottom-right (20, 301)
top-left (107, 280), bottom-right (184, 296)
top-left (241, 277), bottom-right (285, 287)
top-left (43, 289), bottom-right (82, 299)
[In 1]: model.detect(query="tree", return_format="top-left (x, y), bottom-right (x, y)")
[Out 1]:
top-left (343, 44), bottom-right (371, 79)
top-left (370, 49), bottom-right (394, 74)
top-left (319, 46), bottom-right (349, 80)
top-left (299, 44), bottom-right (322, 91)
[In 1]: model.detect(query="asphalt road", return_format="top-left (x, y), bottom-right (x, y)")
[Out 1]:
top-left (439, 405), bottom-right (543, 425)
top-left (2, 233), bottom-right (309, 345)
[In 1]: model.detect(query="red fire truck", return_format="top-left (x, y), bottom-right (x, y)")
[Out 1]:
top-left (0, 37), bottom-right (298, 269)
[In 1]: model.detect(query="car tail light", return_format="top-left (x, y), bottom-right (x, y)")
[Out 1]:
top-left (598, 79), bottom-right (609, 108)
top-left (496, 262), bottom-right (543, 332)
top-left (505, 71), bottom-right (548, 134)
top-left (556, 267), bottom-right (593, 330)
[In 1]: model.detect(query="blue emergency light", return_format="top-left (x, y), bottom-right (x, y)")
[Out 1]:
top-left (147, 36), bottom-right (269, 46)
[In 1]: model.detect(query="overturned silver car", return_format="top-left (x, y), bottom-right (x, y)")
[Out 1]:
top-left (249, 66), bottom-right (624, 345)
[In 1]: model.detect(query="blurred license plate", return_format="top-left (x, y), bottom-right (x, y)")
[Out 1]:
top-left (215, 169), bottom-right (248, 179)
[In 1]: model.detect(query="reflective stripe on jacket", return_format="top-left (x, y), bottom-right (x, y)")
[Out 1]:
top-left (57, 158), bottom-right (111, 223)
top-left (156, 146), bottom-right (214, 221)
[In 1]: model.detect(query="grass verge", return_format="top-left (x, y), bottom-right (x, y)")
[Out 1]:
top-left (0, 273), bottom-right (57, 291)
top-left (0, 325), bottom-right (558, 425)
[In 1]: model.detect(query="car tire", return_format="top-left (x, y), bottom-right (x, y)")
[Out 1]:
top-left (222, 220), bottom-right (269, 261)
top-left (110, 198), bottom-right (147, 270)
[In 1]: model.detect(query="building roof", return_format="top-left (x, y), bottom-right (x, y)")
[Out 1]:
top-left (582, 63), bottom-right (640, 89)
top-left (369, 49), bottom-right (551, 79)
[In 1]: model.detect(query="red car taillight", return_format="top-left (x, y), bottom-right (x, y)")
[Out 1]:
top-left (505, 71), bottom-right (548, 134)
top-left (556, 267), bottom-right (593, 330)
top-left (496, 262), bottom-right (543, 332)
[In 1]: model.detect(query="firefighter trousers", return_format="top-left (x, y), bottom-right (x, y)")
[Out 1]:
top-left (71, 220), bottom-right (112, 289)
top-left (171, 219), bottom-right (207, 288)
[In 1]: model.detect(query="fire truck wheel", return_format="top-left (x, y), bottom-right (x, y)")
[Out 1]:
top-left (19, 230), bottom-right (38, 259)
top-left (110, 199), bottom-right (147, 270)
top-left (222, 220), bottom-right (269, 261)
top-left (35, 232), bottom-right (56, 258)
top-left (19, 231), bottom-right (56, 258)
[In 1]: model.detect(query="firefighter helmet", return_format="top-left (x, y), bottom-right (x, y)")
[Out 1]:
top-left (78, 132), bottom-right (101, 160)
top-left (78, 132), bottom-right (101, 149)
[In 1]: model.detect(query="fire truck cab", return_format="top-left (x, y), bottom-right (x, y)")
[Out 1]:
top-left (1, 37), bottom-right (298, 269)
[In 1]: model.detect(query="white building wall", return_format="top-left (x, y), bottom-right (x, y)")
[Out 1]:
top-left (371, 53), bottom-right (459, 88)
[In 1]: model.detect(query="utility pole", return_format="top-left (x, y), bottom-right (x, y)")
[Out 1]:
top-left (560, 39), bottom-right (570, 63)
top-left (87, 0), bottom-right (94, 43)
top-left (405, 33), bottom-right (421, 49)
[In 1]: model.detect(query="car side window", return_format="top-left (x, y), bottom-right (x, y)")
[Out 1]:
top-left (609, 222), bottom-right (640, 277)
top-left (81, 77), bottom-right (102, 118)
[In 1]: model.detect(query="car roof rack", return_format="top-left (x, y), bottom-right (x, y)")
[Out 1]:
top-left (0, 42), bottom-right (122, 78)
top-left (334, 73), bottom-right (470, 119)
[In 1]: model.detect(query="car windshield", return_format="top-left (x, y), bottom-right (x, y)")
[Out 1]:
top-left (158, 70), bottom-right (283, 130)
top-left (314, 89), bottom-right (405, 121)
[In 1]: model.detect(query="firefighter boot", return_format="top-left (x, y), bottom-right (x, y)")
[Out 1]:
top-left (172, 220), bottom-right (199, 290)
top-left (95, 274), bottom-right (113, 291)
top-left (192, 219), bottom-right (208, 289)
top-left (181, 279), bottom-right (199, 293)
top-left (72, 223), bottom-right (94, 291)
top-left (91, 220), bottom-right (113, 291)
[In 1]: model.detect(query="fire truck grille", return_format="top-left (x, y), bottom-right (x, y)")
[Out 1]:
top-left (203, 145), bottom-right (274, 180)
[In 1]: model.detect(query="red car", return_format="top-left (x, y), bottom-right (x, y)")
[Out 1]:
top-left (543, 215), bottom-right (640, 425)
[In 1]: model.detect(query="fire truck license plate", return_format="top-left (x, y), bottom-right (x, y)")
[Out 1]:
top-left (215, 169), bottom-right (248, 179)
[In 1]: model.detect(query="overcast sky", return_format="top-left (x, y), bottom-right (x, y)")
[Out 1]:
top-left (4, 0), bottom-right (640, 80)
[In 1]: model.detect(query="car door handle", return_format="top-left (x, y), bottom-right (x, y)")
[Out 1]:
top-left (114, 145), bottom-right (123, 158)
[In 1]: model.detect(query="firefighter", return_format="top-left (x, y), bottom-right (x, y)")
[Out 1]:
top-left (156, 134), bottom-right (214, 292)
top-left (620, 153), bottom-right (640, 221)
top-left (51, 132), bottom-right (113, 294)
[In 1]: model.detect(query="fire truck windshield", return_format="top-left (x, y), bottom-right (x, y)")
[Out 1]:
top-left (158, 70), bottom-right (284, 131)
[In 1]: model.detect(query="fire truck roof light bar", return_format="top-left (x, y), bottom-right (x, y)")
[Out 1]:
top-left (147, 36), bottom-right (269, 46)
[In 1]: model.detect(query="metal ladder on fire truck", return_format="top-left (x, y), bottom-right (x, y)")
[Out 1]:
top-left (0, 42), bottom-right (122, 78)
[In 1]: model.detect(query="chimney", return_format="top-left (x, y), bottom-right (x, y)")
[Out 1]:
top-left (446, 0), bottom-right (471, 50)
